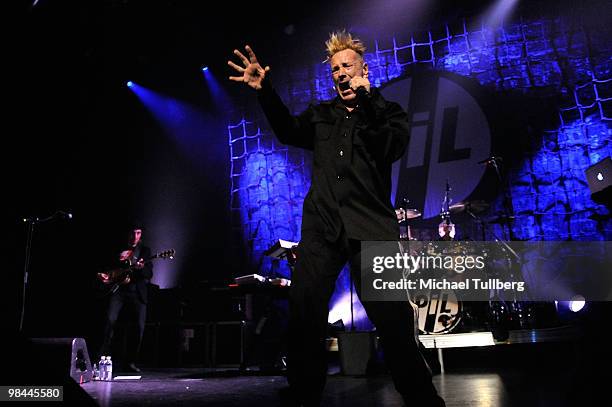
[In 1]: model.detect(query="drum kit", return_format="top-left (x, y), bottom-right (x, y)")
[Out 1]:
top-left (395, 182), bottom-right (492, 242)
top-left (395, 160), bottom-right (539, 338)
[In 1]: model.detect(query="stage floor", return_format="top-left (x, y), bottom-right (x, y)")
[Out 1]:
top-left (81, 364), bottom-right (584, 407)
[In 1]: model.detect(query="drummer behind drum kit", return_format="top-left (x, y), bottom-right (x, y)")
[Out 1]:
top-left (396, 159), bottom-right (542, 339)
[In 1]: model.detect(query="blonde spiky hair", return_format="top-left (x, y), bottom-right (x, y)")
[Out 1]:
top-left (324, 30), bottom-right (366, 62)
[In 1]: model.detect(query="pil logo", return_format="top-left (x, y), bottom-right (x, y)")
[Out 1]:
top-left (381, 72), bottom-right (492, 219)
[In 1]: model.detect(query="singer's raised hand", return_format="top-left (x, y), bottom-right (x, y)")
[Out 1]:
top-left (349, 76), bottom-right (370, 94)
top-left (228, 45), bottom-right (270, 90)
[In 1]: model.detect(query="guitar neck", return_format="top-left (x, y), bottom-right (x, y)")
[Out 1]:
top-left (130, 249), bottom-right (174, 266)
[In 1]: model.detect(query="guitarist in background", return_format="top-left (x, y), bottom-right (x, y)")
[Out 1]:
top-left (98, 223), bottom-right (152, 373)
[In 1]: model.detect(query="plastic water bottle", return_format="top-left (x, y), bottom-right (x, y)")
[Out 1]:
top-left (100, 356), bottom-right (107, 381)
top-left (92, 363), bottom-right (99, 381)
top-left (107, 356), bottom-right (113, 381)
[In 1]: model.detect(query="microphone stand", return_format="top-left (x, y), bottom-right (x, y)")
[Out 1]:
top-left (402, 198), bottom-right (411, 241)
top-left (20, 218), bottom-right (36, 333)
top-left (19, 211), bottom-right (71, 333)
top-left (488, 156), bottom-right (515, 241)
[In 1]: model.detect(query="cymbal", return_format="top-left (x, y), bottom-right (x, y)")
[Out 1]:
top-left (449, 200), bottom-right (489, 214)
top-left (395, 208), bottom-right (422, 223)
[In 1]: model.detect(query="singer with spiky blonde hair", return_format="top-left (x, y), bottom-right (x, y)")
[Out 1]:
top-left (228, 31), bottom-right (445, 407)
top-left (324, 29), bottom-right (366, 59)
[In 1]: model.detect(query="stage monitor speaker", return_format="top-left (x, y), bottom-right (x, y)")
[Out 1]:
top-left (29, 337), bottom-right (93, 384)
top-left (210, 321), bottom-right (246, 368)
top-left (337, 331), bottom-right (376, 376)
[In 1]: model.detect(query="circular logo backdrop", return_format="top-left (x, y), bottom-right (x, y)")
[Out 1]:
top-left (382, 72), bottom-right (492, 219)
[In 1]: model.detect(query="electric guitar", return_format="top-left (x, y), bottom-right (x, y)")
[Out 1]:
top-left (97, 249), bottom-right (175, 296)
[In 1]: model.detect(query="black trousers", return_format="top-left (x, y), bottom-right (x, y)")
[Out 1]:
top-left (100, 290), bottom-right (147, 364)
top-left (287, 231), bottom-right (445, 406)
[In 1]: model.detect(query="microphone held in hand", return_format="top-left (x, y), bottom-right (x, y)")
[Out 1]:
top-left (354, 84), bottom-right (375, 120)
top-left (355, 85), bottom-right (370, 98)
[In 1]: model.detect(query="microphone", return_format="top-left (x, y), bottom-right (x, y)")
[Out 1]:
top-left (354, 84), bottom-right (375, 120)
top-left (22, 210), bottom-right (73, 224)
top-left (478, 156), bottom-right (503, 165)
top-left (355, 85), bottom-right (370, 99)
top-left (340, 79), bottom-right (369, 97)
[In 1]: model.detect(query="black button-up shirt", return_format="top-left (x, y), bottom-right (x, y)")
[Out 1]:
top-left (258, 80), bottom-right (410, 242)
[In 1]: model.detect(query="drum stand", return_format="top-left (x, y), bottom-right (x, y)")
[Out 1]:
top-left (400, 222), bottom-right (414, 241)
top-left (398, 198), bottom-right (419, 241)
top-left (465, 205), bottom-right (534, 334)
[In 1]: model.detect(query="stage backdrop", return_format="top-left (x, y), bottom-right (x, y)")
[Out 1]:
top-left (229, 6), bottom-right (611, 329)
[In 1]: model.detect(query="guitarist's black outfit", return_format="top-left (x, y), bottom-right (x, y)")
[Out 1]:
top-left (99, 243), bottom-right (152, 372)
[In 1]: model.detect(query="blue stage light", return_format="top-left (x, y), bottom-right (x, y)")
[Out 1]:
top-left (127, 81), bottom-right (134, 88)
top-left (202, 66), bottom-right (209, 72)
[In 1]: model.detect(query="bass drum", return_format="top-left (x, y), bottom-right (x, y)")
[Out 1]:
top-left (413, 290), bottom-right (462, 334)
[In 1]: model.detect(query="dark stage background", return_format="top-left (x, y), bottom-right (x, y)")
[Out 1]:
top-left (9, 0), bottom-right (611, 354)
